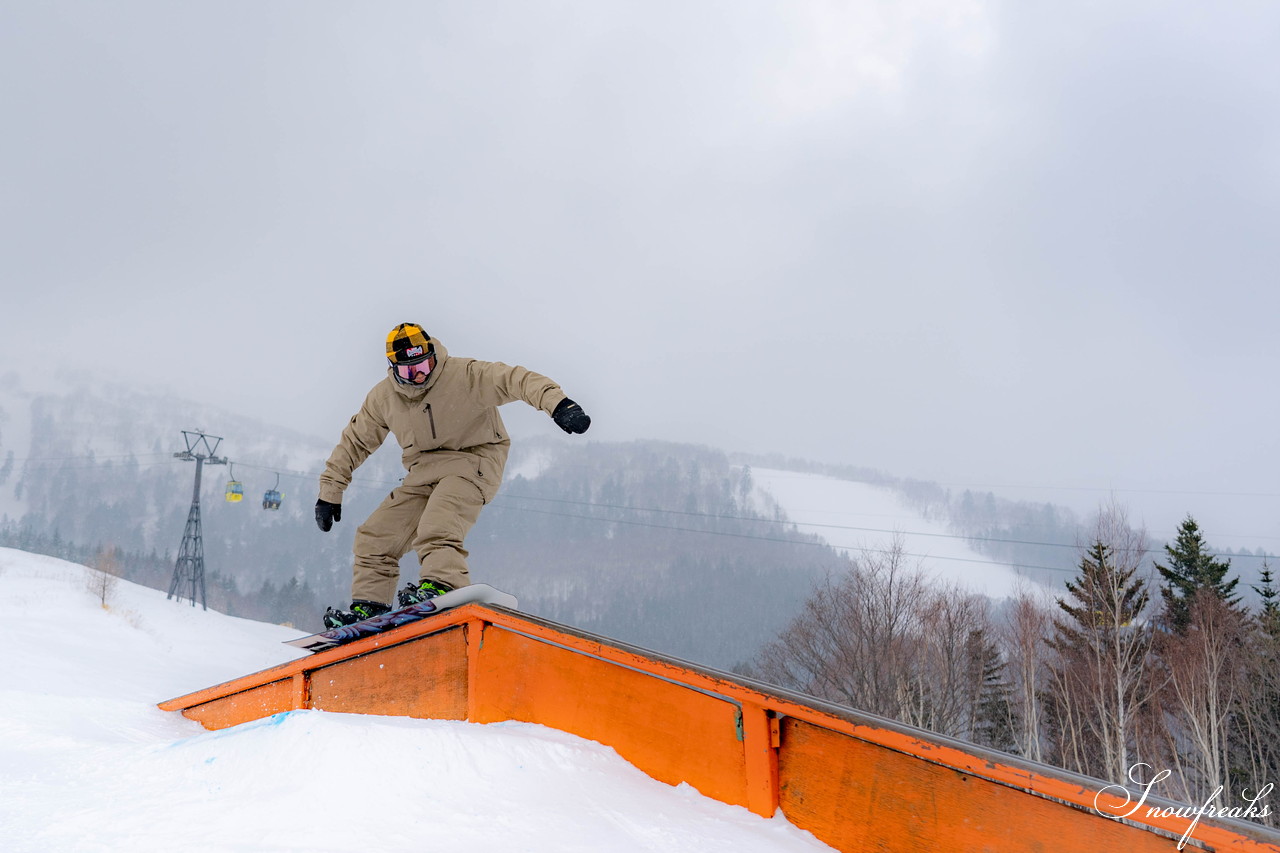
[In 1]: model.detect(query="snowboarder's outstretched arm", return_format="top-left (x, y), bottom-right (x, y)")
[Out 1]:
top-left (465, 360), bottom-right (591, 434)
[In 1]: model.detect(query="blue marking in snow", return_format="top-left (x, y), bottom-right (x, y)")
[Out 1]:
top-left (163, 709), bottom-right (308, 749)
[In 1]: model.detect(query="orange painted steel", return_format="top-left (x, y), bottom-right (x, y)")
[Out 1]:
top-left (471, 623), bottom-right (750, 806)
top-left (159, 604), bottom-right (1280, 853)
top-left (309, 625), bottom-right (469, 720)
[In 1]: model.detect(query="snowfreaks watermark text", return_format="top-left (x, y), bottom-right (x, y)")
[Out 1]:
top-left (1094, 763), bottom-right (1273, 850)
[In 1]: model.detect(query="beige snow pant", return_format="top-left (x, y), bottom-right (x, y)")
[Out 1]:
top-left (350, 475), bottom-right (483, 605)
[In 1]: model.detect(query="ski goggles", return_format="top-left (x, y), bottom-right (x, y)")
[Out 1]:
top-left (393, 359), bottom-right (432, 385)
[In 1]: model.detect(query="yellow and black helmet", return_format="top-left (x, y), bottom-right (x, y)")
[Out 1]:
top-left (385, 323), bottom-right (433, 366)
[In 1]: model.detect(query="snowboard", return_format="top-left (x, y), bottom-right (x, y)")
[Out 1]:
top-left (285, 583), bottom-right (518, 653)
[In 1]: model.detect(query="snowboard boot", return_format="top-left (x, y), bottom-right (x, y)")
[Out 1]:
top-left (397, 579), bottom-right (453, 608)
top-left (323, 599), bottom-right (391, 629)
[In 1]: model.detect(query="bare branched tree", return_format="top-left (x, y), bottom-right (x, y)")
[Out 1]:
top-left (1232, 598), bottom-right (1280, 827)
top-left (1000, 583), bottom-right (1056, 761)
top-left (755, 537), bottom-right (1006, 744)
top-left (1153, 591), bottom-right (1250, 806)
top-left (756, 537), bottom-right (930, 718)
top-left (899, 584), bottom-right (994, 739)
top-left (86, 545), bottom-right (122, 609)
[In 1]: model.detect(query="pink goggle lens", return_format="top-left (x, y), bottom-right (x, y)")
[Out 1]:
top-left (395, 360), bottom-right (430, 383)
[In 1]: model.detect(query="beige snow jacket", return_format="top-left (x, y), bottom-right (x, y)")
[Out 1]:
top-left (319, 337), bottom-right (568, 505)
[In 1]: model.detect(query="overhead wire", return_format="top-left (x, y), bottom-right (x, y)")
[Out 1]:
top-left (497, 493), bottom-right (1089, 550)
top-left (497, 502), bottom-right (1083, 575)
top-left (7, 450), bottom-right (1277, 565)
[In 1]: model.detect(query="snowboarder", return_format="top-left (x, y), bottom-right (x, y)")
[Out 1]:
top-left (315, 323), bottom-right (591, 627)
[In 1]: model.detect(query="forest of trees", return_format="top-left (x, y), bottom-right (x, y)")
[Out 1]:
top-left (753, 503), bottom-right (1278, 826)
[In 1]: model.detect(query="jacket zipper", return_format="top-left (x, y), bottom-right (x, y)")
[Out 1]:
top-left (423, 402), bottom-right (437, 440)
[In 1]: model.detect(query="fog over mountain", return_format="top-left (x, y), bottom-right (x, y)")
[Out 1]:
top-left (3, 2), bottom-right (1276, 559)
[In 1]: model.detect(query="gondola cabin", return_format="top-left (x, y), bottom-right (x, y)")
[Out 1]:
top-left (225, 480), bottom-right (244, 503)
top-left (262, 473), bottom-right (283, 510)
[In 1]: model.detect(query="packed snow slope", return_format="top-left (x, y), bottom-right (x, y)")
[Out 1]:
top-left (750, 468), bottom-right (1025, 598)
top-left (0, 548), bottom-right (832, 853)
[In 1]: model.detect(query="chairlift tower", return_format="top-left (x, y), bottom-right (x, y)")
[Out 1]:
top-left (167, 430), bottom-right (227, 610)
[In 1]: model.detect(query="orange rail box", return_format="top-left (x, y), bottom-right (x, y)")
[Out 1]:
top-left (161, 604), bottom-right (1280, 853)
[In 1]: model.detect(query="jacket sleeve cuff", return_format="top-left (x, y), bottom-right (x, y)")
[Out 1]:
top-left (318, 484), bottom-right (345, 504)
top-left (542, 389), bottom-right (569, 416)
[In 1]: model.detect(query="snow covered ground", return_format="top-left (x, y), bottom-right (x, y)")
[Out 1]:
top-left (750, 468), bottom-right (1026, 599)
top-left (0, 548), bottom-right (832, 853)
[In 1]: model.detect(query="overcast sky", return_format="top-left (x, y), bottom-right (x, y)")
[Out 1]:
top-left (2, 1), bottom-right (1277, 549)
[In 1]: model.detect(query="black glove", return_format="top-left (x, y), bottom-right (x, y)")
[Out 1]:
top-left (552, 398), bottom-right (591, 434)
top-left (315, 499), bottom-right (342, 532)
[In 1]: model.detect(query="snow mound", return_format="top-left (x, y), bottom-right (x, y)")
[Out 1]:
top-left (0, 548), bottom-right (832, 852)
